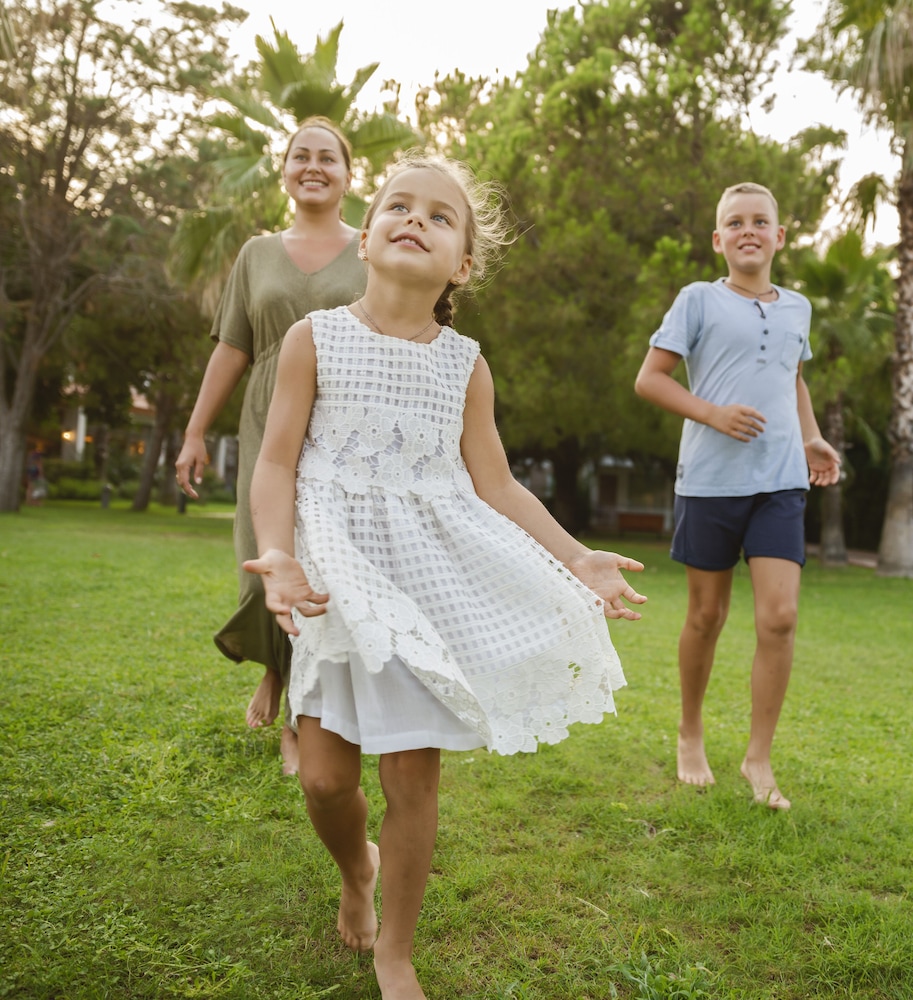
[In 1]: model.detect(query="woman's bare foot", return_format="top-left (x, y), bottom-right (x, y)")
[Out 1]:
top-left (374, 946), bottom-right (427, 1000)
top-left (740, 759), bottom-right (791, 810)
top-left (245, 669), bottom-right (282, 728)
top-left (280, 725), bottom-right (299, 776)
top-left (338, 841), bottom-right (380, 952)
top-left (677, 731), bottom-right (715, 786)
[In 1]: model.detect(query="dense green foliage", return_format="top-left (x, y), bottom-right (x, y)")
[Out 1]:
top-left (1, 504), bottom-right (911, 998)
top-left (417, 0), bottom-right (845, 528)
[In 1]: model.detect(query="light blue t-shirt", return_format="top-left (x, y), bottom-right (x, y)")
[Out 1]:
top-left (649, 278), bottom-right (813, 498)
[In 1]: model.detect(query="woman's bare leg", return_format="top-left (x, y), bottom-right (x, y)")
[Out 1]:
top-left (373, 748), bottom-right (440, 1000)
top-left (297, 717), bottom-right (379, 951)
top-left (246, 667), bottom-right (283, 728)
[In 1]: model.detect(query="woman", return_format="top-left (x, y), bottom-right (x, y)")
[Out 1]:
top-left (175, 116), bottom-right (366, 774)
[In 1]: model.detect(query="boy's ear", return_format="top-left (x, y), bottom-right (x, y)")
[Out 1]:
top-left (711, 230), bottom-right (723, 254)
top-left (775, 224), bottom-right (786, 250)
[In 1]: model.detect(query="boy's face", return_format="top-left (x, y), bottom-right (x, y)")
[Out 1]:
top-left (712, 192), bottom-right (785, 277)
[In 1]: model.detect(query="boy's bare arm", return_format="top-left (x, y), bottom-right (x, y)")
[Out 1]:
top-left (796, 371), bottom-right (842, 486)
top-left (635, 347), bottom-right (765, 442)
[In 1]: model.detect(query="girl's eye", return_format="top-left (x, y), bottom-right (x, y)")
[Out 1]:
top-left (390, 203), bottom-right (408, 212)
top-left (432, 212), bottom-right (451, 225)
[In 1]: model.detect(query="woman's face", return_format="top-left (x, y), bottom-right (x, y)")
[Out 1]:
top-left (282, 126), bottom-right (350, 212)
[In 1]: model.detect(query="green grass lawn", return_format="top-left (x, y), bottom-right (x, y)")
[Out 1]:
top-left (1, 502), bottom-right (911, 999)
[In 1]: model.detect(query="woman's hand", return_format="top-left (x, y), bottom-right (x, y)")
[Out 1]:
top-left (175, 434), bottom-right (209, 499)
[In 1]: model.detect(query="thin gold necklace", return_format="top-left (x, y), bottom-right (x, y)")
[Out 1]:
top-left (726, 278), bottom-right (775, 299)
top-left (356, 299), bottom-right (436, 341)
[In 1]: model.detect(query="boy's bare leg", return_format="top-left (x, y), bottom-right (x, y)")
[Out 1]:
top-left (297, 718), bottom-right (379, 952)
top-left (246, 667), bottom-right (282, 727)
top-left (677, 566), bottom-right (733, 785)
top-left (373, 748), bottom-right (440, 1000)
top-left (741, 557), bottom-right (801, 810)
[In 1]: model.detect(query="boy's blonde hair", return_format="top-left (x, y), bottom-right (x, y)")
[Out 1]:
top-left (715, 182), bottom-right (779, 230)
top-left (362, 152), bottom-right (513, 325)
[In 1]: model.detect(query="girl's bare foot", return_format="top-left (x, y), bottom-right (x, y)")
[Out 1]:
top-left (246, 668), bottom-right (282, 728)
top-left (338, 841), bottom-right (380, 952)
top-left (677, 731), bottom-right (715, 786)
top-left (740, 759), bottom-right (791, 810)
top-left (280, 725), bottom-right (299, 776)
top-left (374, 942), bottom-right (427, 1000)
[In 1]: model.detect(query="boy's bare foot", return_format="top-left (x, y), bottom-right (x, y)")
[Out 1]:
top-left (338, 841), bottom-right (380, 953)
top-left (374, 947), bottom-right (427, 1000)
top-left (677, 731), bottom-right (715, 786)
top-left (245, 668), bottom-right (282, 728)
top-left (740, 759), bottom-right (791, 810)
top-left (280, 725), bottom-right (299, 776)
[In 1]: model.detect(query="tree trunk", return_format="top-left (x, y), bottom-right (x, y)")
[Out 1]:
top-left (819, 396), bottom-right (847, 566)
top-left (550, 436), bottom-right (582, 534)
top-left (0, 342), bottom-right (41, 512)
top-left (877, 157), bottom-right (913, 577)
top-left (157, 427), bottom-right (181, 507)
top-left (131, 388), bottom-right (175, 512)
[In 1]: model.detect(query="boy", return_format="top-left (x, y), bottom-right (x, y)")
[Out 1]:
top-left (634, 182), bottom-right (841, 809)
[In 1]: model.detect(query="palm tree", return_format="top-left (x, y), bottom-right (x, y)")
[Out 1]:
top-left (807, 0), bottom-right (913, 575)
top-left (794, 232), bottom-right (894, 564)
top-left (171, 21), bottom-right (418, 312)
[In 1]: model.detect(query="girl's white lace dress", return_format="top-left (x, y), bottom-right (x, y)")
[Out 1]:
top-left (287, 307), bottom-right (626, 755)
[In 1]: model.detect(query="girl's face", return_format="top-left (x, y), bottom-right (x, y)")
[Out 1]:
top-left (361, 168), bottom-right (472, 289)
top-left (282, 126), bottom-right (351, 211)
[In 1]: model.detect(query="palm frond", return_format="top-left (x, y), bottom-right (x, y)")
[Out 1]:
top-left (277, 81), bottom-right (352, 123)
top-left (209, 87), bottom-right (283, 132)
top-left (311, 21), bottom-right (344, 81)
top-left (340, 63), bottom-right (382, 107)
top-left (207, 111), bottom-right (272, 154)
top-left (348, 114), bottom-right (422, 165)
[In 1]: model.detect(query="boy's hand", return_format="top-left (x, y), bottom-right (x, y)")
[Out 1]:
top-left (243, 549), bottom-right (329, 635)
top-left (565, 551), bottom-right (647, 620)
top-left (710, 403), bottom-right (766, 442)
top-left (806, 437), bottom-right (842, 487)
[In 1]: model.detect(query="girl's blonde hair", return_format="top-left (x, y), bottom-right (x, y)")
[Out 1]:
top-left (362, 152), bottom-right (513, 327)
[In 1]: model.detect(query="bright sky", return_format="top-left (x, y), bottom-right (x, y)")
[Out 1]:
top-left (227, 0), bottom-right (898, 247)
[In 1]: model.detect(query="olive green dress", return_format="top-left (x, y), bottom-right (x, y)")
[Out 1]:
top-left (212, 232), bottom-right (365, 679)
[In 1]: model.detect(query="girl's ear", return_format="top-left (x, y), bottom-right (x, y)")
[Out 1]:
top-left (358, 232), bottom-right (369, 262)
top-left (450, 254), bottom-right (472, 286)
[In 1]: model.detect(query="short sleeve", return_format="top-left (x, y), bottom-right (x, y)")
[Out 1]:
top-left (209, 240), bottom-right (255, 357)
top-left (649, 283), bottom-right (705, 359)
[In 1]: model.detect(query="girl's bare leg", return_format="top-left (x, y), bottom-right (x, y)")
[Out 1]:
top-left (742, 557), bottom-right (801, 810)
top-left (297, 717), bottom-right (379, 951)
top-left (677, 566), bottom-right (733, 785)
top-left (373, 748), bottom-right (440, 1000)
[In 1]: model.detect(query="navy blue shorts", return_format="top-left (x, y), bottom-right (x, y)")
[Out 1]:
top-left (670, 490), bottom-right (807, 571)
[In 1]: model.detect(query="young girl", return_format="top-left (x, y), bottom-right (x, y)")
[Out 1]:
top-left (244, 153), bottom-right (646, 1000)
top-left (175, 116), bottom-right (366, 774)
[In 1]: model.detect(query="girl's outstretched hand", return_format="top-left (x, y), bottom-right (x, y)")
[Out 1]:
top-left (565, 550), bottom-right (647, 620)
top-left (243, 549), bottom-right (329, 635)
